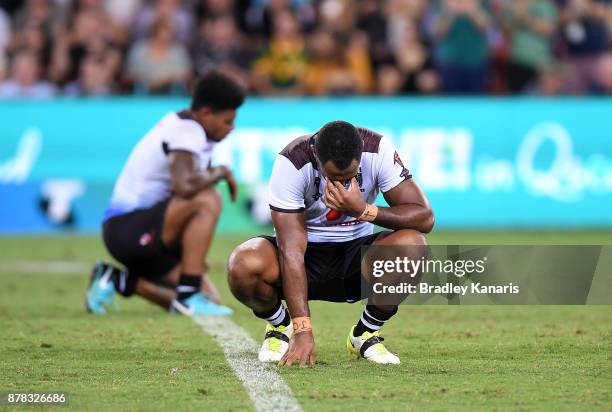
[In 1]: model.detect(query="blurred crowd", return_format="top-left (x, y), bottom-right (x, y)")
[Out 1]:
top-left (0, 0), bottom-right (611, 98)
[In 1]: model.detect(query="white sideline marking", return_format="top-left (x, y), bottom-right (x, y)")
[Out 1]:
top-left (194, 316), bottom-right (302, 412)
top-left (0, 261), bottom-right (89, 274)
top-left (0, 261), bottom-right (227, 275)
top-left (1, 261), bottom-right (301, 410)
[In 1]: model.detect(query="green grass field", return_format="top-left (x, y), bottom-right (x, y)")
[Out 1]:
top-left (1, 232), bottom-right (611, 411)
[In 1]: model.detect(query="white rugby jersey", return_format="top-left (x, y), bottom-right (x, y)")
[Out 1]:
top-left (269, 127), bottom-right (412, 243)
top-left (104, 111), bottom-right (216, 220)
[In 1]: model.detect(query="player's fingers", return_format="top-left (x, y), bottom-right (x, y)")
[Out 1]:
top-left (323, 191), bottom-right (339, 208)
top-left (326, 199), bottom-right (340, 210)
top-left (300, 354), bottom-right (310, 368)
top-left (325, 182), bottom-right (337, 196)
top-left (322, 193), bottom-right (331, 208)
top-left (284, 354), bottom-right (297, 367)
top-left (332, 181), bottom-right (345, 192)
top-left (350, 177), bottom-right (359, 191)
top-left (309, 353), bottom-right (315, 366)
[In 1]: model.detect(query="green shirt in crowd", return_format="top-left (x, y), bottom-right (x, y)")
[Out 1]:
top-left (438, 13), bottom-right (490, 69)
top-left (507, 0), bottom-right (558, 70)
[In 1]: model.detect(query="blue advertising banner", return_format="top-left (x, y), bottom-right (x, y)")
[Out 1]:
top-left (1, 98), bottom-right (611, 233)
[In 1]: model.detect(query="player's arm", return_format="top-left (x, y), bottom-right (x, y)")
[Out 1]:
top-left (325, 178), bottom-right (433, 233)
top-left (272, 210), bottom-right (315, 367)
top-left (324, 136), bottom-right (433, 233)
top-left (168, 150), bottom-right (237, 201)
top-left (377, 179), bottom-right (434, 233)
top-left (272, 210), bottom-right (309, 318)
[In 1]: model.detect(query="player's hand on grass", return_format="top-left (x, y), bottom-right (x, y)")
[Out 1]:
top-left (279, 330), bottom-right (315, 367)
top-left (323, 177), bottom-right (366, 218)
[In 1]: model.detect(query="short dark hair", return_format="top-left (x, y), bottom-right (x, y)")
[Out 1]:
top-left (191, 70), bottom-right (246, 111)
top-left (315, 121), bottom-right (363, 170)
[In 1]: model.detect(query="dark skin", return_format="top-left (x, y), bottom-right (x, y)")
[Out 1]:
top-left (275, 157), bottom-right (433, 367)
top-left (136, 106), bottom-right (239, 308)
top-left (167, 107), bottom-right (238, 202)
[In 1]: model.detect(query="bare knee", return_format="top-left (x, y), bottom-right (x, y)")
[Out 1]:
top-left (377, 229), bottom-right (428, 246)
top-left (227, 239), bottom-right (278, 294)
top-left (192, 188), bottom-right (222, 218)
top-left (393, 229), bottom-right (428, 246)
top-left (228, 242), bottom-right (266, 288)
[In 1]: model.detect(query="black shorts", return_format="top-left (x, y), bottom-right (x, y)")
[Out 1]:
top-left (259, 231), bottom-right (387, 303)
top-left (103, 199), bottom-right (180, 283)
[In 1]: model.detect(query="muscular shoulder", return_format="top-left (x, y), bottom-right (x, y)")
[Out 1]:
top-left (279, 134), bottom-right (316, 170)
top-left (160, 111), bottom-right (207, 154)
top-left (357, 127), bottom-right (383, 154)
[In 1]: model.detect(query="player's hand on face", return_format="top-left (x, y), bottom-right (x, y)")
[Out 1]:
top-left (323, 177), bottom-right (366, 218)
top-left (279, 330), bottom-right (315, 367)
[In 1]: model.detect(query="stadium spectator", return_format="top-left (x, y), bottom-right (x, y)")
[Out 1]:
top-left (0, 6), bottom-right (9, 53)
top-left (11, 0), bottom-right (59, 35)
top-left (133, 0), bottom-right (195, 44)
top-left (10, 22), bottom-right (53, 69)
top-left (193, 15), bottom-right (253, 85)
top-left (376, 64), bottom-right (404, 95)
top-left (434, 0), bottom-right (491, 94)
top-left (591, 51), bottom-right (612, 93)
top-left (126, 17), bottom-right (191, 95)
top-left (533, 60), bottom-right (569, 95)
top-left (197, 0), bottom-right (236, 20)
top-left (357, 0), bottom-right (390, 67)
top-left (64, 54), bottom-right (116, 96)
top-left (0, 49), bottom-right (57, 98)
top-left (49, 5), bottom-right (122, 85)
top-left (391, 17), bottom-right (440, 95)
top-left (303, 29), bottom-right (372, 95)
top-left (252, 9), bottom-right (307, 95)
top-left (0, 51), bottom-right (6, 80)
top-left (105, 0), bottom-right (143, 28)
top-left (504, 0), bottom-right (558, 93)
top-left (318, 0), bottom-right (356, 36)
top-left (0, 0), bottom-right (610, 97)
top-left (558, 0), bottom-right (611, 93)
top-left (245, 0), bottom-right (316, 39)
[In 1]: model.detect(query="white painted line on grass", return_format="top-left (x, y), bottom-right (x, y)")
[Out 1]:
top-left (194, 316), bottom-right (302, 412)
top-left (0, 261), bottom-right (90, 274)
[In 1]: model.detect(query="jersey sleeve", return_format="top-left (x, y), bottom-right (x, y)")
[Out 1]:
top-left (268, 155), bottom-right (306, 213)
top-left (376, 136), bottom-right (412, 193)
top-left (163, 121), bottom-right (205, 155)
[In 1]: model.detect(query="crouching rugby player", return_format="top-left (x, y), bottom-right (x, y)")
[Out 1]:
top-left (86, 71), bottom-right (245, 316)
top-left (228, 121), bottom-right (433, 365)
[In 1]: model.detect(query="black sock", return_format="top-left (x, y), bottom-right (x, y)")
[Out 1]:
top-left (253, 300), bottom-right (291, 327)
top-left (176, 274), bottom-right (202, 301)
top-left (110, 266), bottom-right (136, 297)
top-left (354, 305), bottom-right (398, 337)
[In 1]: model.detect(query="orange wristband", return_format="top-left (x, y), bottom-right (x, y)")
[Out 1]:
top-left (358, 204), bottom-right (378, 222)
top-left (292, 316), bottom-right (312, 334)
